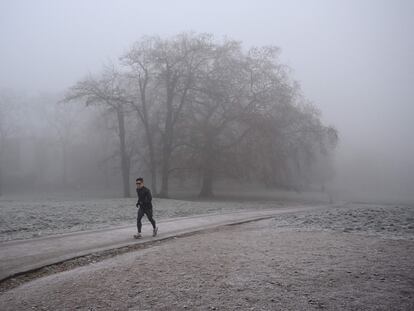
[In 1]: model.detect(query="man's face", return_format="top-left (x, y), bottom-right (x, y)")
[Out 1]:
top-left (136, 181), bottom-right (144, 189)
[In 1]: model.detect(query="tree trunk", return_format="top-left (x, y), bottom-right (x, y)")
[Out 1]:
top-left (158, 139), bottom-right (171, 198)
top-left (138, 74), bottom-right (158, 194)
top-left (159, 74), bottom-right (175, 198)
top-left (199, 139), bottom-right (214, 198)
top-left (147, 130), bottom-right (157, 194)
top-left (199, 165), bottom-right (214, 198)
top-left (117, 109), bottom-right (131, 197)
top-left (141, 109), bottom-right (157, 195)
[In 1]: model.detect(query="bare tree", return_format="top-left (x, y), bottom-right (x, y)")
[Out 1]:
top-left (64, 66), bottom-right (134, 197)
top-left (121, 37), bottom-right (159, 193)
top-left (122, 33), bottom-right (215, 197)
top-left (155, 33), bottom-right (216, 197)
top-left (178, 44), bottom-right (286, 197)
top-left (178, 43), bottom-right (338, 197)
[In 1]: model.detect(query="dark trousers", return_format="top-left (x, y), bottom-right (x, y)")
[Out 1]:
top-left (137, 207), bottom-right (156, 233)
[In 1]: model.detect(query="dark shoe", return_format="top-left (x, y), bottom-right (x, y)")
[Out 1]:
top-left (153, 227), bottom-right (158, 237)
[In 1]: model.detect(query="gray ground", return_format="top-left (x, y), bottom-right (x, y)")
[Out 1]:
top-left (0, 203), bottom-right (413, 310)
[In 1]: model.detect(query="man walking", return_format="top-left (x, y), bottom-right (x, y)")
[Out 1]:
top-left (134, 177), bottom-right (158, 239)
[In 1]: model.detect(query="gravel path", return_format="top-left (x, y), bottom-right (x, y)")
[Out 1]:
top-left (0, 203), bottom-right (413, 310)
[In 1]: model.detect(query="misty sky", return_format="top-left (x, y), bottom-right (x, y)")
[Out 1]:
top-left (1, 0), bottom-right (413, 199)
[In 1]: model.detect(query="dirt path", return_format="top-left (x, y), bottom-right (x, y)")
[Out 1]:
top-left (0, 213), bottom-right (413, 310)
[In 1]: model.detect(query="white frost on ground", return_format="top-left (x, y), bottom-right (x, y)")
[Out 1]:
top-left (272, 203), bottom-right (414, 240)
top-left (0, 196), bottom-right (291, 241)
top-left (0, 203), bottom-right (413, 310)
top-left (1, 194), bottom-right (413, 242)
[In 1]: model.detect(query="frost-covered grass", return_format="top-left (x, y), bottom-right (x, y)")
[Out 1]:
top-left (2, 190), bottom-right (411, 242)
top-left (0, 195), bottom-right (290, 241)
top-left (272, 203), bottom-right (414, 240)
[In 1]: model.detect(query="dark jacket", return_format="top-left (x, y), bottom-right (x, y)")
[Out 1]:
top-left (136, 186), bottom-right (153, 209)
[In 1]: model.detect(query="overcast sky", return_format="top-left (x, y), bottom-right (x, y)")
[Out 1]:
top-left (1, 0), bottom-right (413, 199)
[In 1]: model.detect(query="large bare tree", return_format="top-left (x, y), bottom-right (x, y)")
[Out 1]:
top-left (122, 33), bottom-right (215, 197)
top-left (176, 44), bottom-right (338, 197)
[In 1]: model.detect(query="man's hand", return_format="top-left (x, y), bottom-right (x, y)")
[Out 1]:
top-left (136, 202), bottom-right (139, 208)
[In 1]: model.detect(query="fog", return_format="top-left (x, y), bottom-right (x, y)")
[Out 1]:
top-left (1, 0), bottom-right (413, 204)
